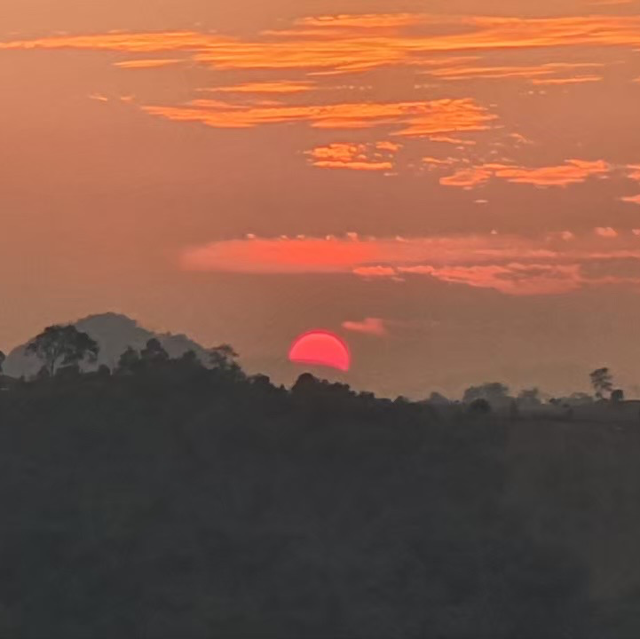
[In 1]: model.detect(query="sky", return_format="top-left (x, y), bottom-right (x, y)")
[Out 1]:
top-left (2, 0), bottom-right (640, 398)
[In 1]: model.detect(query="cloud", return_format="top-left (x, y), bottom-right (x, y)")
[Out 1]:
top-left (306, 141), bottom-right (399, 171)
top-left (141, 98), bottom-right (497, 137)
top-left (621, 195), bottom-right (640, 205)
top-left (182, 236), bottom-right (381, 273)
top-left (398, 263), bottom-right (584, 296)
top-left (180, 231), bottom-right (640, 296)
top-left (204, 81), bottom-right (316, 94)
top-left (429, 135), bottom-right (477, 146)
top-left (113, 59), bottom-right (184, 69)
top-left (440, 167), bottom-right (493, 187)
top-left (342, 318), bottom-right (388, 336)
top-left (487, 160), bottom-right (611, 186)
top-left (352, 266), bottom-right (398, 278)
top-left (4, 15), bottom-right (640, 74)
top-left (428, 159), bottom-right (612, 188)
top-left (530, 75), bottom-right (603, 85)
top-left (425, 62), bottom-right (604, 84)
top-left (595, 226), bottom-right (619, 237)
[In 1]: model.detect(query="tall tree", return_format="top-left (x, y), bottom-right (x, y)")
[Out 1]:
top-left (209, 344), bottom-right (239, 368)
top-left (26, 325), bottom-right (99, 377)
top-left (0, 350), bottom-right (5, 375)
top-left (590, 368), bottom-right (614, 400)
top-left (209, 344), bottom-right (244, 381)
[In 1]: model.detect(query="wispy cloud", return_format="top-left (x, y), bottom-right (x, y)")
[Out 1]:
top-left (424, 62), bottom-right (604, 84)
top-left (531, 75), bottom-right (603, 85)
top-left (141, 98), bottom-right (497, 137)
top-left (181, 232), bottom-right (640, 296)
top-left (113, 58), bottom-right (184, 69)
top-left (3, 15), bottom-right (640, 74)
top-left (426, 159), bottom-right (612, 188)
top-left (203, 81), bottom-right (316, 94)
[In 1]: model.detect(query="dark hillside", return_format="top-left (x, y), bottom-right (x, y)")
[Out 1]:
top-left (0, 360), bottom-right (600, 638)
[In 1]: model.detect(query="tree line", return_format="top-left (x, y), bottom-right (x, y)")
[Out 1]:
top-left (0, 325), bottom-right (629, 414)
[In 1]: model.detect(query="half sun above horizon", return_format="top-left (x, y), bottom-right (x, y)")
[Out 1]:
top-left (288, 330), bottom-right (351, 373)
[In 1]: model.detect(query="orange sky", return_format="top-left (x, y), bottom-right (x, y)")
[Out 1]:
top-left (2, 0), bottom-right (640, 397)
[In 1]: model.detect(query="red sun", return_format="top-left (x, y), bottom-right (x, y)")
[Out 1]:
top-left (289, 330), bottom-right (351, 372)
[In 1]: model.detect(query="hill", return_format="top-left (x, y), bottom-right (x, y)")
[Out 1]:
top-left (3, 313), bottom-right (210, 378)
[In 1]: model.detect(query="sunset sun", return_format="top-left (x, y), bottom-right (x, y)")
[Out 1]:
top-left (288, 330), bottom-right (351, 372)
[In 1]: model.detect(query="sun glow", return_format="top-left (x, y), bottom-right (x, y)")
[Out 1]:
top-left (289, 330), bottom-right (351, 372)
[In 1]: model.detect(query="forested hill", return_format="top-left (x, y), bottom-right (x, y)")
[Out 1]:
top-left (1, 349), bottom-right (639, 638)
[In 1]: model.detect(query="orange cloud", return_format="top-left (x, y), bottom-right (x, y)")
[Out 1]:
top-left (306, 142), bottom-right (396, 172)
top-left (342, 318), bottom-right (388, 336)
top-left (205, 81), bottom-right (316, 94)
top-left (425, 62), bottom-right (603, 83)
top-left (622, 195), bottom-right (640, 205)
top-left (430, 135), bottom-right (477, 146)
top-left (142, 98), bottom-right (496, 137)
top-left (440, 168), bottom-right (493, 187)
top-left (432, 159), bottom-right (612, 188)
top-left (531, 75), bottom-right (603, 85)
top-left (113, 58), bottom-right (184, 69)
top-left (488, 160), bottom-right (611, 186)
top-left (0, 31), bottom-right (221, 54)
top-left (3, 14), bottom-right (640, 76)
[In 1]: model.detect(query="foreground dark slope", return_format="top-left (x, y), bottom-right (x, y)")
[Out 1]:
top-left (0, 362), bottom-right (634, 638)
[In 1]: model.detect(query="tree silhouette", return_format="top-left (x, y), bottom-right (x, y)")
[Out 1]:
top-left (464, 382), bottom-right (509, 405)
top-left (469, 398), bottom-right (492, 414)
top-left (209, 344), bottom-right (238, 368)
top-left (26, 325), bottom-right (99, 377)
top-left (0, 350), bottom-right (5, 375)
top-left (140, 338), bottom-right (169, 364)
top-left (427, 391), bottom-right (450, 405)
top-left (116, 346), bottom-right (140, 375)
top-left (518, 388), bottom-right (542, 406)
top-left (209, 344), bottom-right (244, 381)
top-left (611, 389), bottom-right (625, 403)
top-left (590, 368), bottom-right (614, 400)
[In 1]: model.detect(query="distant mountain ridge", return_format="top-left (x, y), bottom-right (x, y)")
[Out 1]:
top-left (3, 313), bottom-right (211, 378)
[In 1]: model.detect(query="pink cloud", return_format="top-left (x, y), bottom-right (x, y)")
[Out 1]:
top-left (181, 232), bottom-right (640, 296)
top-left (352, 265), bottom-right (398, 278)
top-left (595, 227), bottom-right (619, 238)
top-left (342, 318), bottom-right (388, 336)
